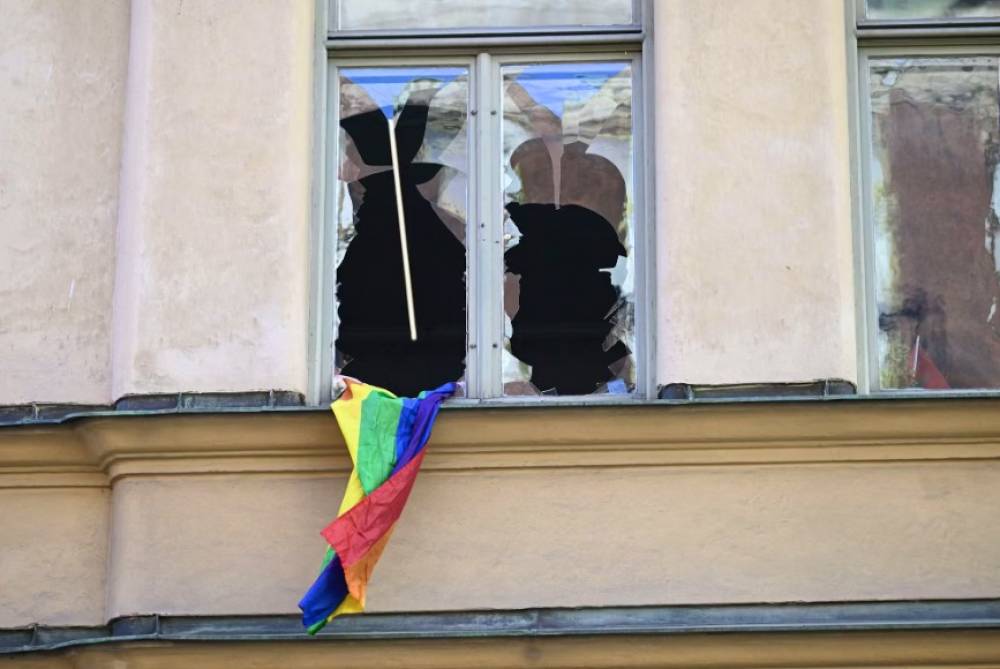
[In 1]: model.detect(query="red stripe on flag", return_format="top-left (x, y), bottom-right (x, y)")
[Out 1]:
top-left (321, 450), bottom-right (426, 568)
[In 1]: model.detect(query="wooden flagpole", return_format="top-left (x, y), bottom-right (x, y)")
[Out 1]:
top-left (387, 115), bottom-right (418, 341)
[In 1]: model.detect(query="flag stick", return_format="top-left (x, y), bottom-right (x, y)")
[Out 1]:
top-left (387, 116), bottom-right (418, 341)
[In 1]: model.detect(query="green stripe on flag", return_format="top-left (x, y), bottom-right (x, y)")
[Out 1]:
top-left (357, 392), bottom-right (402, 494)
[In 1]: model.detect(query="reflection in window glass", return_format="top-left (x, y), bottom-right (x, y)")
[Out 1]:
top-left (866, 0), bottom-right (1000, 20)
top-left (338, 0), bottom-right (633, 31)
top-left (868, 56), bottom-right (1000, 389)
top-left (501, 62), bottom-right (634, 396)
top-left (335, 67), bottom-right (468, 397)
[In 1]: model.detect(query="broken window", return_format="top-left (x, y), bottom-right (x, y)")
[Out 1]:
top-left (326, 10), bottom-right (647, 401)
top-left (501, 62), bottom-right (635, 396)
top-left (865, 0), bottom-right (1000, 20)
top-left (867, 56), bottom-right (1000, 389)
top-left (334, 67), bottom-right (469, 397)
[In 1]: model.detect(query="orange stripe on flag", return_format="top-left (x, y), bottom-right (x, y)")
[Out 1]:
top-left (322, 450), bottom-right (426, 568)
top-left (343, 523), bottom-right (397, 605)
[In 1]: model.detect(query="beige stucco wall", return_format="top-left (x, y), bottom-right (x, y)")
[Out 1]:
top-left (107, 474), bottom-right (328, 618)
top-left (111, 0), bottom-right (315, 398)
top-left (0, 1), bottom-right (129, 405)
top-left (0, 487), bottom-right (109, 627)
top-left (104, 461), bottom-right (1000, 619)
top-left (4, 399), bottom-right (1000, 628)
top-left (0, 0), bottom-right (314, 404)
top-left (655, 0), bottom-right (857, 385)
top-left (0, 0), bottom-right (862, 406)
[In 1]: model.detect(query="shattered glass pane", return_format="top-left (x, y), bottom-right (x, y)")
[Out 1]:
top-left (501, 62), bottom-right (635, 396)
top-left (866, 0), bottom-right (1000, 20)
top-left (335, 67), bottom-right (468, 396)
top-left (869, 56), bottom-right (1000, 389)
top-left (338, 0), bottom-right (633, 31)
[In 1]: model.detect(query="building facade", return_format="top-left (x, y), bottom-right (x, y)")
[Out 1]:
top-left (2, 1), bottom-right (1000, 666)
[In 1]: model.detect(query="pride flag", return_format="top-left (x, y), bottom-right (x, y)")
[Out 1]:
top-left (298, 378), bottom-right (455, 633)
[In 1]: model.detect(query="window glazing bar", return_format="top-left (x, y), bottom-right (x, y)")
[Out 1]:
top-left (331, 26), bottom-right (642, 39)
top-left (858, 25), bottom-right (1000, 38)
top-left (327, 32), bottom-right (644, 51)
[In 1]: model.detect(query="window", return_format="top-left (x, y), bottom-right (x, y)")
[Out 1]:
top-left (856, 1), bottom-right (1000, 392)
top-left (321, 1), bottom-right (651, 401)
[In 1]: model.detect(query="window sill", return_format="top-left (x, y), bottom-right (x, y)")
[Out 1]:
top-left (10, 380), bottom-right (1000, 428)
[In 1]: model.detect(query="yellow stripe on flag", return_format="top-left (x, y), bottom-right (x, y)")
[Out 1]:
top-left (332, 382), bottom-right (371, 515)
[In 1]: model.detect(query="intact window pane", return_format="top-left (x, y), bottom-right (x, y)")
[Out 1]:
top-left (868, 56), bottom-right (1000, 390)
top-left (337, 0), bottom-right (633, 32)
top-left (866, 0), bottom-right (1000, 20)
top-left (500, 61), bottom-right (635, 396)
top-left (335, 67), bottom-right (469, 397)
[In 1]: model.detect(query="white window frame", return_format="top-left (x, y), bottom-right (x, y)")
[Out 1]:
top-left (308, 1), bottom-right (656, 405)
top-left (851, 0), bottom-right (1000, 396)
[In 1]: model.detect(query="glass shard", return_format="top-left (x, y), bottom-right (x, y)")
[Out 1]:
top-left (335, 67), bottom-right (468, 396)
top-left (500, 61), bottom-right (635, 396)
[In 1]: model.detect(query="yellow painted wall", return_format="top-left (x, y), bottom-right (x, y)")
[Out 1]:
top-left (104, 462), bottom-right (1000, 619)
top-left (0, 488), bottom-right (109, 627)
top-left (3, 400), bottom-right (999, 627)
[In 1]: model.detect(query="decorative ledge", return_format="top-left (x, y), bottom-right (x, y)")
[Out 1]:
top-left (0, 380), bottom-right (859, 428)
top-left (0, 390), bottom-right (306, 427)
top-left (2, 395), bottom-right (1000, 486)
top-left (4, 601), bottom-right (1000, 667)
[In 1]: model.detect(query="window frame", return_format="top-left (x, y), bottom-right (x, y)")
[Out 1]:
top-left (852, 1), bottom-right (1000, 396)
top-left (309, 2), bottom-right (656, 405)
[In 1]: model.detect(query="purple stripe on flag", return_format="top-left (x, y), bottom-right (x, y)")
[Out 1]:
top-left (391, 383), bottom-right (454, 474)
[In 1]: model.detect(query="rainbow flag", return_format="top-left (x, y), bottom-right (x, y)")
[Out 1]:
top-left (298, 378), bottom-right (455, 633)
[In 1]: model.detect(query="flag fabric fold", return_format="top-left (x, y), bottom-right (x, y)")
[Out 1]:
top-left (298, 378), bottom-right (455, 634)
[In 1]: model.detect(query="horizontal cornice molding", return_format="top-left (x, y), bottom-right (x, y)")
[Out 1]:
top-left (3, 397), bottom-right (1000, 485)
top-left (5, 602), bottom-right (1000, 667)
